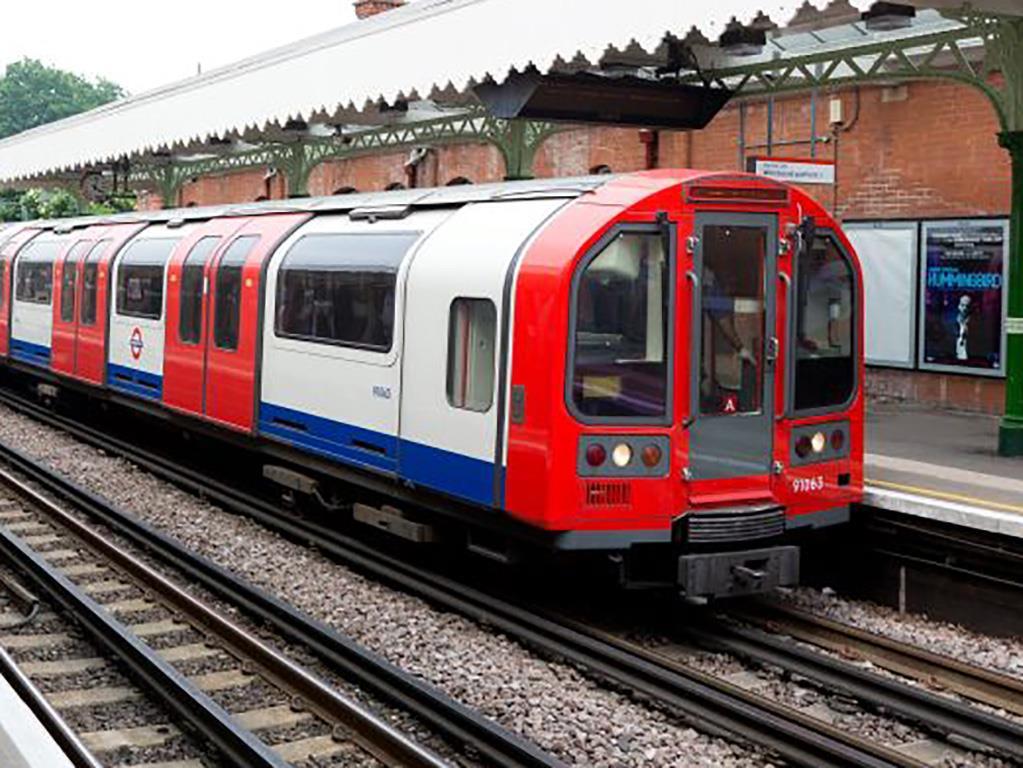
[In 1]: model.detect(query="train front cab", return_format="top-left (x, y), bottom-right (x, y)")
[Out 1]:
top-left (505, 171), bottom-right (863, 599)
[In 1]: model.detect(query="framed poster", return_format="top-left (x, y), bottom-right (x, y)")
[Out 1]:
top-left (845, 221), bottom-right (918, 368)
top-left (918, 219), bottom-right (1009, 376)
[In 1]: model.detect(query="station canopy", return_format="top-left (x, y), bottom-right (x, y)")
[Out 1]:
top-left (0, 0), bottom-right (1019, 185)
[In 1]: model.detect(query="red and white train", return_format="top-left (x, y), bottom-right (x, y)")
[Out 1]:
top-left (0, 171), bottom-right (863, 598)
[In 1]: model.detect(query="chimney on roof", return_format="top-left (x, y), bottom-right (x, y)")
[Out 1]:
top-left (354, 0), bottom-right (405, 19)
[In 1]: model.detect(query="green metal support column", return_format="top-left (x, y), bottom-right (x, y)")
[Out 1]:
top-left (994, 17), bottom-right (1023, 456)
top-left (999, 130), bottom-right (1023, 455)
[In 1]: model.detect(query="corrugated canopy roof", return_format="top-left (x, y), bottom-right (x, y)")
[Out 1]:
top-left (0, 0), bottom-right (1016, 183)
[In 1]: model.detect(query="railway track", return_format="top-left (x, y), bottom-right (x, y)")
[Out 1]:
top-left (0, 394), bottom-right (565, 768)
top-left (0, 467), bottom-right (450, 768)
top-left (735, 601), bottom-right (1023, 718)
top-left (0, 391), bottom-right (982, 768)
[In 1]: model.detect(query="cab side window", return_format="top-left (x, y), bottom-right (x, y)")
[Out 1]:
top-left (447, 298), bottom-right (497, 412)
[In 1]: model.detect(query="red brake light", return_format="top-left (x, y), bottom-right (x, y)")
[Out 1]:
top-left (585, 444), bottom-right (607, 467)
top-left (641, 444), bottom-right (662, 468)
top-left (795, 436), bottom-right (812, 459)
top-left (831, 430), bottom-right (845, 451)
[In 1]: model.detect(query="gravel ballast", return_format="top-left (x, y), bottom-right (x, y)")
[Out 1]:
top-left (0, 405), bottom-right (767, 767)
top-left (782, 587), bottom-right (1023, 680)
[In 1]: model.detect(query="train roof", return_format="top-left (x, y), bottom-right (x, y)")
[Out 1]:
top-left (13, 175), bottom-right (614, 235)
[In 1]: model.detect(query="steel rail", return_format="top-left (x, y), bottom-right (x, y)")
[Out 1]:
top-left (0, 496), bottom-right (288, 768)
top-left (736, 602), bottom-right (1023, 718)
top-left (0, 465), bottom-right (450, 768)
top-left (685, 613), bottom-right (1023, 760)
top-left (0, 395), bottom-right (929, 768)
top-left (0, 423), bottom-right (563, 768)
top-left (0, 644), bottom-right (104, 768)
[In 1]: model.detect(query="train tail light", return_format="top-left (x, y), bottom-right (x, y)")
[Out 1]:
top-left (811, 432), bottom-right (827, 454)
top-left (585, 444), bottom-right (607, 467)
top-left (641, 444), bottom-right (662, 468)
top-left (831, 429), bottom-right (846, 451)
top-left (795, 435), bottom-right (813, 459)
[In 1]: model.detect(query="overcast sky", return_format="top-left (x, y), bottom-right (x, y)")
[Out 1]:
top-left (0, 2), bottom-right (358, 94)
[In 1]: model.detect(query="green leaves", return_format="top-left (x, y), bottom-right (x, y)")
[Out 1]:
top-left (0, 188), bottom-right (136, 222)
top-left (0, 58), bottom-right (125, 140)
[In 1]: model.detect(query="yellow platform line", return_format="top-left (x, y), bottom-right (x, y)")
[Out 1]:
top-left (867, 478), bottom-right (1023, 516)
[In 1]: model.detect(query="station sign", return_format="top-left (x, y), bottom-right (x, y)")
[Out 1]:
top-left (918, 219), bottom-right (1009, 377)
top-left (747, 156), bottom-right (835, 186)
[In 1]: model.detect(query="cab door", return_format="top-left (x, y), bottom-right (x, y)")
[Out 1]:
top-left (688, 212), bottom-right (778, 482)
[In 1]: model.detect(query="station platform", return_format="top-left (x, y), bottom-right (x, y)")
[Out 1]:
top-left (0, 648), bottom-right (75, 768)
top-left (864, 402), bottom-right (1023, 539)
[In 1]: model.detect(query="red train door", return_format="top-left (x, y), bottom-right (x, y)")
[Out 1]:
top-left (51, 237), bottom-right (98, 376)
top-left (163, 218), bottom-right (249, 416)
top-left (203, 213), bottom-right (309, 432)
top-left (0, 228), bottom-right (42, 358)
top-left (74, 223), bottom-right (148, 386)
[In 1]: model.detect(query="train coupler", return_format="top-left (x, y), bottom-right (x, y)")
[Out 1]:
top-left (678, 545), bottom-right (799, 599)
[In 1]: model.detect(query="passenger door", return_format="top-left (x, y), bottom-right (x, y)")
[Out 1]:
top-left (51, 240), bottom-right (94, 376)
top-left (74, 224), bottom-right (146, 386)
top-left (163, 220), bottom-right (246, 415)
top-left (688, 212), bottom-right (777, 481)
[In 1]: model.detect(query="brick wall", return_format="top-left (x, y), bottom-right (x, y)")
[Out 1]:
top-left (165, 80), bottom-right (1012, 221)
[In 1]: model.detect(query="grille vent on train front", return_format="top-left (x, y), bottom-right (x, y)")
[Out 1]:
top-left (585, 481), bottom-right (631, 507)
top-left (685, 505), bottom-right (785, 544)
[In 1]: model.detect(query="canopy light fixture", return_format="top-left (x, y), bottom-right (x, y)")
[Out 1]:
top-left (719, 20), bottom-right (767, 57)
top-left (861, 2), bottom-right (916, 31)
top-left (475, 71), bottom-right (732, 130)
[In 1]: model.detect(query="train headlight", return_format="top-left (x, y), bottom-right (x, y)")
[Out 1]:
top-left (811, 431), bottom-right (827, 454)
top-left (612, 443), bottom-right (633, 468)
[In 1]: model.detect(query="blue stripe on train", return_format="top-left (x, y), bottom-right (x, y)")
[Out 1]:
top-left (259, 402), bottom-right (398, 473)
top-left (258, 402), bottom-right (496, 507)
top-left (107, 363), bottom-right (163, 400)
top-left (10, 339), bottom-right (51, 368)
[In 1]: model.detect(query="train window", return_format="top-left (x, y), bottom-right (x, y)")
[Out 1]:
top-left (59, 242), bottom-right (92, 323)
top-left (213, 236), bottom-right (258, 351)
top-left (116, 238), bottom-right (179, 320)
top-left (275, 232), bottom-right (420, 352)
top-left (699, 224), bottom-right (768, 416)
top-left (15, 241), bottom-right (62, 305)
top-left (79, 241), bottom-right (109, 327)
top-left (179, 236), bottom-right (221, 345)
top-left (447, 299), bottom-right (497, 412)
top-left (571, 230), bottom-right (669, 421)
top-left (793, 234), bottom-right (856, 411)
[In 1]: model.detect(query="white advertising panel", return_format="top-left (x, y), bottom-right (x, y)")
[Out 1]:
top-left (844, 221), bottom-right (918, 368)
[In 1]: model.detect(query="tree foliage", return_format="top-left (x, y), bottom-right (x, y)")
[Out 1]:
top-left (0, 188), bottom-right (136, 222)
top-left (0, 58), bottom-right (124, 139)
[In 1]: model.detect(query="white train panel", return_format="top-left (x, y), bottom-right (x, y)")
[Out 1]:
top-left (398, 198), bottom-right (568, 506)
top-left (107, 225), bottom-right (195, 399)
top-left (259, 211), bottom-right (452, 474)
top-left (10, 235), bottom-right (70, 368)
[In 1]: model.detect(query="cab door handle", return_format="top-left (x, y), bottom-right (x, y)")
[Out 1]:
top-left (766, 336), bottom-right (779, 364)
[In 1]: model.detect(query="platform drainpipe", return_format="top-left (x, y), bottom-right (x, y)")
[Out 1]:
top-left (640, 129), bottom-right (660, 170)
top-left (1000, 130), bottom-right (1023, 456)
